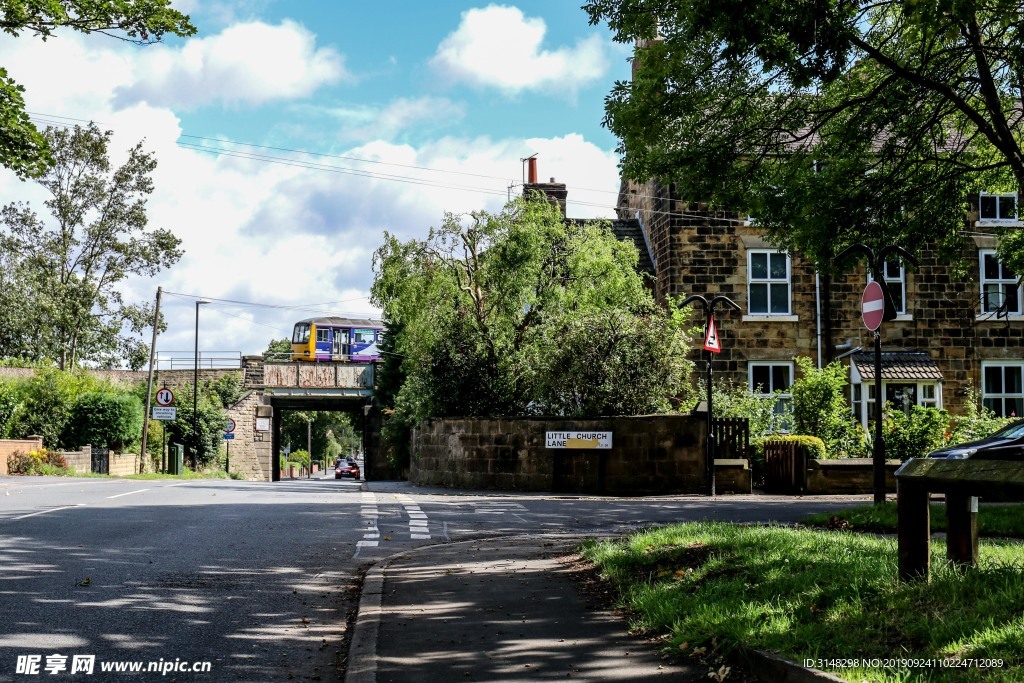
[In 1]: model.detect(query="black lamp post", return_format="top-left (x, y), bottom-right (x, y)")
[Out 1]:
top-left (680, 294), bottom-right (741, 496)
top-left (192, 299), bottom-right (209, 470)
top-left (834, 244), bottom-right (919, 505)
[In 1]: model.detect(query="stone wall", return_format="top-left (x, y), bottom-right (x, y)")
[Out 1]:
top-left (410, 415), bottom-right (707, 495)
top-left (0, 438), bottom-right (43, 476)
top-left (224, 391), bottom-right (273, 481)
top-left (58, 446), bottom-right (91, 474)
top-left (804, 459), bottom-right (900, 495)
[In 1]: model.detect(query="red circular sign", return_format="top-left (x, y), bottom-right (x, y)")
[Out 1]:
top-left (155, 388), bottom-right (174, 406)
top-left (862, 281), bottom-right (885, 331)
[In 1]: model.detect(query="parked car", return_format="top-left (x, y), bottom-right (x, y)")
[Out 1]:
top-left (927, 420), bottom-right (1024, 460)
top-left (335, 460), bottom-right (360, 479)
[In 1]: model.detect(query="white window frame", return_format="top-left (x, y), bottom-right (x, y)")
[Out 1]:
top-left (979, 249), bottom-right (1022, 314)
top-left (979, 192), bottom-right (1018, 222)
top-left (747, 249), bottom-right (791, 315)
top-left (748, 361), bottom-right (793, 413)
top-left (867, 261), bottom-right (907, 316)
top-left (981, 362), bottom-right (1024, 418)
top-left (853, 381), bottom-right (943, 426)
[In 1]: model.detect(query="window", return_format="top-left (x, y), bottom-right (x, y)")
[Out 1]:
top-left (982, 363), bottom-right (1024, 417)
top-left (353, 329), bottom-right (375, 345)
top-left (854, 382), bottom-right (942, 425)
top-left (748, 362), bottom-right (793, 414)
top-left (316, 328), bottom-right (330, 343)
top-left (979, 192), bottom-right (1017, 221)
top-left (292, 323), bottom-right (310, 344)
top-left (868, 261), bottom-right (906, 314)
top-left (748, 250), bottom-right (790, 314)
top-left (980, 250), bottom-right (1021, 314)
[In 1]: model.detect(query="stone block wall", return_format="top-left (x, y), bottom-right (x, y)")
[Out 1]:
top-left (804, 459), bottom-right (900, 495)
top-left (225, 391), bottom-right (273, 481)
top-left (0, 438), bottom-right (43, 476)
top-left (410, 415), bottom-right (707, 495)
top-left (58, 446), bottom-right (91, 474)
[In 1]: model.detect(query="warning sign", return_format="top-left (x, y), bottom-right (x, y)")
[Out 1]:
top-left (703, 316), bottom-right (721, 354)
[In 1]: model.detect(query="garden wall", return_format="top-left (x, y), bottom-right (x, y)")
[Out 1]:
top-left (410, 415), bottom-right (712, 495)
top-left (805, 458), bottom-right (900, 495)
top-left (0, 438), bottom-right (43, 476)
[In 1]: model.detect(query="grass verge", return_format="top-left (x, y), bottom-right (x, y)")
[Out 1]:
top-left (581, 522), bottom-right (1024, 682)
top-left (805, 502), bottom-right (1024, 538)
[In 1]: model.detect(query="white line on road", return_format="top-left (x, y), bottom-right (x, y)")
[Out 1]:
top-left (14, 504), bottom-right (87, 520)
top-left (106, 488), bottom-right (149, 499)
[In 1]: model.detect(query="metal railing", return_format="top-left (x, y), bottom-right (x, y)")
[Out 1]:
top-left (155, 351), bottom-right (243, 370)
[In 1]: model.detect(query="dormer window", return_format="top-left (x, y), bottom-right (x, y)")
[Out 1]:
top-left (979, 192), bottom-right (1017, 221)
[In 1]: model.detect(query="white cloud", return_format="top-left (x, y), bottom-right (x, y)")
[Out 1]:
top-left (292, 96), bottom-right (466, 143)
top-left (432, 4), bottom-right (609, 96)
top-left (115, 20), bottom-right (346, 109)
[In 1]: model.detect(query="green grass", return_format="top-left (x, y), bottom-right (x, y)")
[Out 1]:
top-left (805, 502), bottom-right (1024, 538)
top-left (581, 523), bottom-right (1024, 682)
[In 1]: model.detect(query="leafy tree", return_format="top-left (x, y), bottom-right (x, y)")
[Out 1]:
top-left (0, 123), bottom-right (182, 369)
top-left (6, 367), bottom-right (103, 447)
top-left (162, 383), bottom-right (225, 469)
top-left (280, 410), bottom-right (359, 465)
top-left (65, 391), bottom-right (142, 451)
top-left (0, 379), bottom-right (18, 437)
top-left (372, 196), bottom-right (670, 425)
top-left (263, 338), bottom-right (292, 362)
top-left (0, 0), bottom-right (195, 178)
top-left (585, 1), bottom-right (1024, 267)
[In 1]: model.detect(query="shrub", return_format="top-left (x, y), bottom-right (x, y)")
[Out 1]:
top-left (7, 368), bottom-right (101, 447)
top-left (883, 405), bottom-right (950, 461)
top-left (791, 357), bottom-right (864, 457)
top-left (7, 449), bottom-right (70, 476)
top-left (763, 434), bottom-right (827, 460)
top-left (65, 392), bottom-right (143, 451)
top-left (947, 385), bottom-right (1015, 444)
top-left (289, 449), bottom-right (310, 467)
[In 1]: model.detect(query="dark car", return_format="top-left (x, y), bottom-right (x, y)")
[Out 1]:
top-left (927, 419), bottom-right (1024, 460)
top-left (335, 460), bottom-right (360, 479)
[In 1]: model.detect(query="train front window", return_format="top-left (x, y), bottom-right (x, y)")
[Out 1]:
top-left (292, 323), bottom-right (310, 344)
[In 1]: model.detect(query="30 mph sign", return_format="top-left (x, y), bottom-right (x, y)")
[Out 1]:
top-left (862, 281), bottom-right (886, 331)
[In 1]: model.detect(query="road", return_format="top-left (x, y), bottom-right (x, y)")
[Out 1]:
top-left (0, 475), bottom-right (867, 681)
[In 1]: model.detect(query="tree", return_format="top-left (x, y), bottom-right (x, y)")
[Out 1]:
top-left (263, 338), bottom-right (292, 362)
top-left (0, 123), bottom-right (182, 369)
top-left (0, 0), bottom-right (195, 178)
top-left (371, 196), bottom-right (692, 430)
top-left (585, 1), bottom-right (1024, 267)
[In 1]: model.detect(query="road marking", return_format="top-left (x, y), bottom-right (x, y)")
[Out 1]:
top-left (14, 504), bottom-right (87, 520)
top-left (353, 491), bottom-right (380, 560)
top-left (396, 493), bottom-right (430, 541)
top-left (106, 488), bottom-right (149, 499)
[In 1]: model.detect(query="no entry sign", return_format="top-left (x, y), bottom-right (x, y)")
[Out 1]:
top-left (862, 281), bottom-right (886, 331)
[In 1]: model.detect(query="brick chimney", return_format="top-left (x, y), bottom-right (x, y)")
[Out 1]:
top-left (522, 156), bottom-right (567, 216)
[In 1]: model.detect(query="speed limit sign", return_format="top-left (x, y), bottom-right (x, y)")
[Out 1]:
top-left (155, 387), bottom-right (175, 406)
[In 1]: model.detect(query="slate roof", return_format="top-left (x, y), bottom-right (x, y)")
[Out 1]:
top-left (852, 351), bottom-right (943, 381)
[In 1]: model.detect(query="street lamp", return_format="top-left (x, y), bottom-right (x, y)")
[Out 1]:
top-left (192, 299), bottom-right (209, 470)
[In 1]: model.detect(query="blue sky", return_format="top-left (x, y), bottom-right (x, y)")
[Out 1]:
top-left (0, 1), bottom-right (632, 359)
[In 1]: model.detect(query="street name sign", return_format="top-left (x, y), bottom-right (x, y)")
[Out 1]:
top-left (545, 431), bottom-right (612, 449)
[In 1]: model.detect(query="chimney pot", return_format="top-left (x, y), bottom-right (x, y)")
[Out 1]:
top-left (550, 177), bottom-right (556, 182)
top-left (527, 157), bottom-right (537, 184)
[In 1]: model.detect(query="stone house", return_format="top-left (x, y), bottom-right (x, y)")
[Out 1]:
top-left (613, 178), bottom-right (1024, 423)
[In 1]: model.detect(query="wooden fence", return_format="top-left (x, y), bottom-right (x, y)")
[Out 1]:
top-left (711, 417), bottom-right (750, 460)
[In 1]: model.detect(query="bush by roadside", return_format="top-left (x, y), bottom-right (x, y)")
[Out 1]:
top-left (7, 449), bottom-right (70, 476)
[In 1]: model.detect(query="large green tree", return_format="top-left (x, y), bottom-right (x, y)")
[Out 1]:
top-left (0, 123), bottom-right (182, 369)
top-left (0, 0), bottom-right (194, 178)
top-left (371, 196), bottom-right (692, 425)
top-left (585, 0), bottom-right (1024, 267)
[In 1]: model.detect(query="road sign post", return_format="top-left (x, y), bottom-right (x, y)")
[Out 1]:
top-left (680, 294), bottom-right (741, 497)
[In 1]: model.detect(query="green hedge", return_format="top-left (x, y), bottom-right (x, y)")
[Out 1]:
top-left (65, 392), bottom-right (143, 451)
top-left (763, 434), bottom-right (826, 459)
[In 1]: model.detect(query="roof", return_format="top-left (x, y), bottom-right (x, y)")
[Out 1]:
top-left (296, 317), bottom-right (383, 328)
top-left (852, 351), bottom-right (942, 381)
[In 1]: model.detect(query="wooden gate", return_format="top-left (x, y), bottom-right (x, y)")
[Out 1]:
top-left (764, 440), bottom-right (806, 494)
top-left (711, 417), bottom-right (749, 460)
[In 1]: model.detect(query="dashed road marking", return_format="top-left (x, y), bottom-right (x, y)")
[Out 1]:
top-left (353, 491), bottom-right (380, 559)
top-left (396, 493), bottom-right (430, 541)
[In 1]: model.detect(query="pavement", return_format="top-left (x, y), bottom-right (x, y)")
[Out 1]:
top-left (345, 535), bottom-right (711, 683)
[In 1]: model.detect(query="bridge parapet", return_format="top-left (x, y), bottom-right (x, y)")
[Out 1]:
top-left (262, 362), bottom-right (375, 390)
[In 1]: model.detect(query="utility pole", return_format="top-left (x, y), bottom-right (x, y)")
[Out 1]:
top-left (140, 287), bottom-right (162, 473)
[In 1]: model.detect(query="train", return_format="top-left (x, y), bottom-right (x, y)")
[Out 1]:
top-left (290, 317), bottom-right (384, 362)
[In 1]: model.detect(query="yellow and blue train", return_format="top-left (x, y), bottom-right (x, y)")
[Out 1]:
top-left (290, 317), bottom-right (384, 362)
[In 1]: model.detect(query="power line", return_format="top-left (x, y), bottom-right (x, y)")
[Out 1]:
top-left (162, 290), bottom-right (375, 312)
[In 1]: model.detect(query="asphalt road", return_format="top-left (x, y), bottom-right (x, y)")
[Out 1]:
top-left (0, 476), bottom-right (869, 682)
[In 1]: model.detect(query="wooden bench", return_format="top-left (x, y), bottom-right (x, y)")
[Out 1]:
top-left (895, 458), bottom-right (1024, 581)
